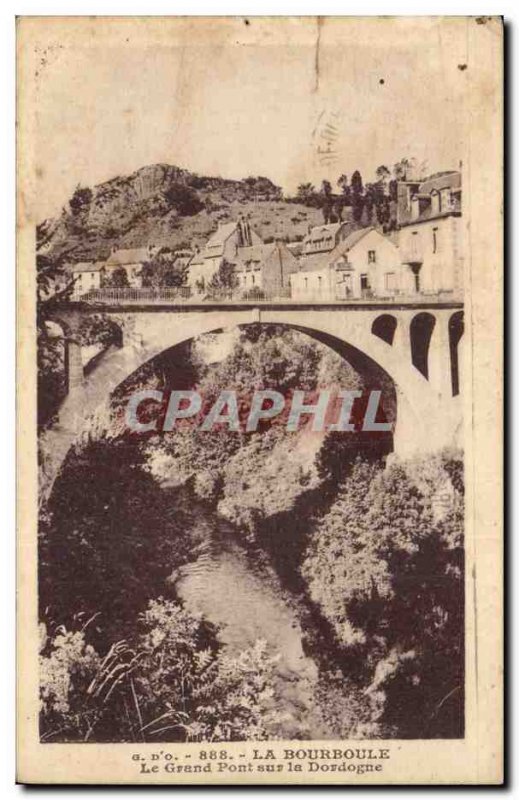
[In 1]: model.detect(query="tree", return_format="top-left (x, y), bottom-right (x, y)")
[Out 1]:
top-left (336, 175), bottom-right (351, 213)
top-left (375, 165), bottom-right (391, 184)
top-left (243, 176), bottom-right (282, 200)
top-left (206, 260), bottom-right (238, 297)
top-left (364, 182), bottom-right (386, 225)
top-left (104, 267), bottom-right (129, 288)
top-left (321, 180), bottom-right (332, 197)
top-left (393, 158), bottom-right (415, 181)
top-left (352, 193), bottom-right (364, 224)
top-left (351, 170), bottom-right (363, 195)
top-left (320, 180), bottom-right (334, 223)
top-left (301, 452), bottom-right (465, 738)
top-left (140, 248), bottom-right (188, 288)
top-left (36, 252), bottom-right (78, 427)
top-left (337, 174), bottom-right (348, 191)
top-left (163, 183), bottom-right (204, 216)
top-left (388, 179), bottom-right (398, 202)
top-left (69, 185), bottom-right (93, 216)
top-left (296, 183), bottom-right (316, 202)
top-left (350, 171), bottom-right (364, 223)
top-left (376, 195), bottom-right (391, 227)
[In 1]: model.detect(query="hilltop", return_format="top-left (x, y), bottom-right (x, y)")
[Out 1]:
top-left (36, 163), bottom-right (329, 263)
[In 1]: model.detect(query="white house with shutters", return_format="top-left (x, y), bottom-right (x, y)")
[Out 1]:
top-left (291, 227), bottom-right (404, 300)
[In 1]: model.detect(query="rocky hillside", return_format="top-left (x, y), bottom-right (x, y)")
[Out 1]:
top-left (36, 163), bottom-right (328, 263)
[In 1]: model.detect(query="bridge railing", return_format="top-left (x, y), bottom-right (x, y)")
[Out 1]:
top-left (74, 286), bottom-right (462, 306)
top-left (78, 287), bottom-right (193, 304)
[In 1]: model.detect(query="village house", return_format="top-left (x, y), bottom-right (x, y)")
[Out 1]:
top-left (188, 218), bottom-right (262, 291)
top-left (291, 227), bottom-right (402, 301)
top-left (299, 221), bottom-right (351, 267)
top-left (396, 171), bottom-right (463, 294)
top-left (70, 261), bottom-right (106, 298)
top-left (171, 249), bottom-right (195, 272)
top-left (104, 245), bottom-right (158, 288)
top-left (234, 241), bottom-right (299, 296)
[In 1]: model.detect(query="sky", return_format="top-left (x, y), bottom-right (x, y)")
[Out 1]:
top-left (25, 17), bottom-right (469, 221)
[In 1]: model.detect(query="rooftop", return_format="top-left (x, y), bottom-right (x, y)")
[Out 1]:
top-left (399, 171), bottom-right (462, 227)
top-left (301, 222), bottom-right (347, 254)
top-left (71, 261), bottom-right (105, 273)
top-left (106, 247), bottom-right (151, 265)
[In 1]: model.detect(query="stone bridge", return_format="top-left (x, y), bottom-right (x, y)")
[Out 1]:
top-left (41, 299), bottom-right (464, 500)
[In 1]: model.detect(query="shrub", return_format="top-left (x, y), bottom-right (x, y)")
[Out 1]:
top-left (300, 452), bottom-right (464, 738)
top-left (40, 599), bottom-right (282, 743)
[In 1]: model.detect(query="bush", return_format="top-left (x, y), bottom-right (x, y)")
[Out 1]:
top-left (40, 599), bottom-right (282, 743)
top-left (163, 183), bottom-right (204, 216)
top-left (300, 452), bottom-right (464, 738)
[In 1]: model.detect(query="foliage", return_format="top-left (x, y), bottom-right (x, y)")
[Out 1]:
top-left (292, 157), bottom-right (426, 228)
top-left (140, 247), bottom-right (189, 288)
top-left (37, 329), bottom-right (67, 428)
top-left (296, 182), bottom-right (316, 202)
top-left (133, 599), bottom-right (280, 741)
top-left (313, 668), bottom-right (394, 739)
top-left (351, 170), bottom-right (364, 223)
top-left (36, 252), bottom-right (76, 427)
top-left (144, 327), bottom-right (368, 535)
top-left (243, 175), bottom-right (282, 200)
top-left (69, 185), bottom-right (93, 216)
top-left (300, 451), bottom-right (464, 738)
top-left (40, 625), bottom-right (103, 741)
top-left (163, 183), bottom-right (205, 216)
top-left (104, 266), bottom-right (130, 288)
top-left (40, 438), bottom-right (201, 639)
top-left (40, 599), bottom-right (281, 743)
top-left (205, 259), bottom-right (239, 296)
top-left (76, 314), bottom-right (122, 347)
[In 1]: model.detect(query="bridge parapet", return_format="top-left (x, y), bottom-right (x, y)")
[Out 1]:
top-left (72, 287), bottom-right (463, 308)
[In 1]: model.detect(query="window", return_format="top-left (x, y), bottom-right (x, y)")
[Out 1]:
top-left (304, 277), bottom-right (308, 289)
top-left (385, 272), bottom-right (396, 291)
top-left (432, 227), bottom-right (439, 254)
top-left (360, 274), bottom-right (370, 292)
top-left (252, 274), bottom-right (255, 285)
top-left (431, 190), bottom-right (441, 215)
top-left (368, 250), bottom-right (376, 264)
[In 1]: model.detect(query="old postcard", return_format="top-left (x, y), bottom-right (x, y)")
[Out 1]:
top-left (17, 16), bottom-right (503, 784)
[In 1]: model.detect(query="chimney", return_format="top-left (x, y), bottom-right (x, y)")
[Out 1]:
top-left (237, 217), bottom-right (245, 248)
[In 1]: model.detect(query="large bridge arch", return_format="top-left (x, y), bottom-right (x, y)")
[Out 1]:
top-left (41, 304), bottom-right (463, 501)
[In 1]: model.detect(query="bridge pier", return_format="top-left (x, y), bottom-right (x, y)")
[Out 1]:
top-left (65, 340), bottom-right (85, 394)
top-left (392, 312), bottom-right (413, 365)
top-left (428, 311), bottom-right (454, 400)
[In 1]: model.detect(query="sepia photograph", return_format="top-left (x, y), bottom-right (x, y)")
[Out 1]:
top-left (16, 13), bottom-right (503, 785)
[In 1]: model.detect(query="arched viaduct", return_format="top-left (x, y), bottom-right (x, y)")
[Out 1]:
top-left (41, 300), bottom-right (464, 501)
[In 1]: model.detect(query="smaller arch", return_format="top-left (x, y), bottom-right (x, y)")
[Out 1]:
top-left (371, 314), bottom-right (397, 346)
top-left (410, 312), bottom-right (436, 379)
top-left (449, 311), bottom-right (464, 396)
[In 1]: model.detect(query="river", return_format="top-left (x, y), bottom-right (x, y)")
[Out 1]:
top-left (166, 490), bottom-right (330, 740)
